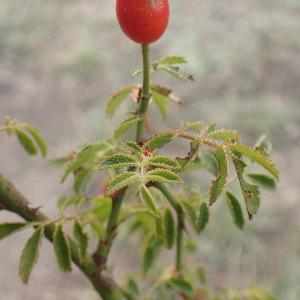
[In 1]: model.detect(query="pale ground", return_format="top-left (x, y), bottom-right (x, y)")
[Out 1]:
top-left (0, 0), bottom-right (300, 299)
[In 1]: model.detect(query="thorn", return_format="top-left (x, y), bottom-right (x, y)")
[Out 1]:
top-left (30, 206), bottom-right (42, 215)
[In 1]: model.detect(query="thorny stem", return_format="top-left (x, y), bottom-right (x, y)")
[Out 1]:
top-left (0, 174), bottom-right (121, 300)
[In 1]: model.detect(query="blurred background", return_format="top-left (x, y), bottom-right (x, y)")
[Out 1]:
top-left (0, 0), bottom-right (299, 299)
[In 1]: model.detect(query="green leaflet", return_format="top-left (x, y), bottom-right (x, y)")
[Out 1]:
top-left (62, 142), bottom-right (110, 182)
top-left (145, 168), bottom-right (181, 183)
top-left (163, 209), bottom-right (175, 249)
top-left (181, 201), bottom-right (198, 232)
top-left (181, 121), bottom-right (204, 133)
top-left (226, 192), bottom-right (245, 230)
top-left (152, 89), bottom-right (169, 118)
top-left (26, 126), bottom-right (48, 157)
top-left (139, 185), bottom-right (158, 215)
top-left (126, 277), bottom-right (140, 296)
top-left (0, 223), bottom-right (27, 240)
top-left (147, 155), bottom-right (180, 170)
top-left (73, 167), bottom-right (93, 195)
top-left (208, 129), bottom-right (239, 142)
top-left (169, 276), bottom-right (193, 295)
top-left (243, 286), bottom-right (278, 300)
top-left (199, 151), bottom-right (218, 176)
top-left (73, 221), bottom-right (88, 260)
top-left (154, 55), bottom-right (187, 66)
top-left (153, 55), bottom-right (193, 83)
top-left (157, 65), bottom-right (194, 82)
top-left (91, 196), bottom-right (112, 221)
top-left (196, 267), bottom-right (207, 284)
top-left (57, 195), bottom-right (83, 210)
top-left (99, 154), bottom-right (138, 169)
top-left (233, 159), bottom-right (260, 220)
top-left (198, 202), bottom-right (209, 232)
top-left (106, 84), bottom-right (136, 116)
top-left (209, 148), bottom-right (228, 205)
top-left (146, 133), bottom-right (173, 151)
top-left (247, 173), bottom-right (277, 190)
top-left (155, 216), bottom-right (164, 239)
top-left (203, 123), bottom-right (216, 135)
top-left (16, 129), bottom-right (37, 155)
top-left (143, 238), bottom-right (161, 273)
top-left (108, 171), bottom-right (140, 194)
top-left (19, 227), bottom-right (43, 284)
top-left (53, 225), bottom-right (72, 272)
top-left (245, 286), bottom-right (277, 300)
top-left (125, 141), bottom-right (143, 155)
top-left (231, 144), bottom-right (278, 179)
top-left (113, 116), bottom-right (142, 139)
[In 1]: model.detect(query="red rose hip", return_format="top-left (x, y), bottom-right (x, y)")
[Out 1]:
top-left (116, 0), bottom-right (170, 44)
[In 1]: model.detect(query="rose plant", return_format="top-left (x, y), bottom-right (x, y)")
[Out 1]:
top-left (0, 1), bottom-right (278, 300)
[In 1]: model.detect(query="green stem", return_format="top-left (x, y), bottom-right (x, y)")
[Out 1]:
top-left (154, 182), bottom-right (184, 273)
top-left (136, 44), bottom-right (151, 142)
top-left (176, 210), bottom-right (184, 272)
top-left (94, 43), bottom-right (152, 280)
top-left (94, 189), bottom-right (126, 268)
